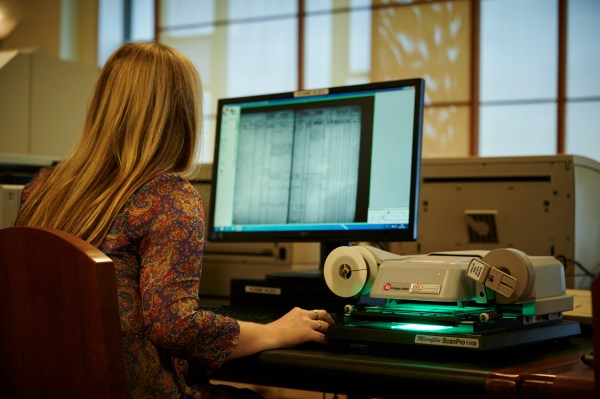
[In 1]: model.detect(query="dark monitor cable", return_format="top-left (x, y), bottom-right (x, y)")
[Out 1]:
top-left (556, 256), bottom-right (599, 280)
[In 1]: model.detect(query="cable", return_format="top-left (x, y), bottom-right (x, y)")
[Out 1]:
top-left (557, 256), bottom-right (599, 279)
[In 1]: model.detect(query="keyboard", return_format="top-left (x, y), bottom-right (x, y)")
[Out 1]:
top-left (199, 304), bottom-right (285, 324)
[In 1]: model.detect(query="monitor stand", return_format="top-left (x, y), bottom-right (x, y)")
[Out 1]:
top-left (265, 241), bottom-right (352, 282)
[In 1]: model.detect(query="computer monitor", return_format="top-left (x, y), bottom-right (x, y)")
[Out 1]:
top-left (208, 78), bottom-right (425, 269)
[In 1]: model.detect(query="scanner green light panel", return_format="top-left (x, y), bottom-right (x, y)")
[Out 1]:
top-left (391, 323), bottom-right (451, 332)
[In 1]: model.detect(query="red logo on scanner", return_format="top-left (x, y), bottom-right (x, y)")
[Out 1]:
top-left (383, 282), bottom-right (392, 290)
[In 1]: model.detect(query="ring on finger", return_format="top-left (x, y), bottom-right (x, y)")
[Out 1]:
top-left (313, 309), bottom-right (319, 320)
top-left (317, 320), bottom-right (322, 331)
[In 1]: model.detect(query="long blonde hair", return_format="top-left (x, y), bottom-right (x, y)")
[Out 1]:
top-left (15, 42), bottom-right (202, 246)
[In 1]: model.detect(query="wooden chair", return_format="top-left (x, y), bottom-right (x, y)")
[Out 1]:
top-left (0, 226), bottom-right (128, 398)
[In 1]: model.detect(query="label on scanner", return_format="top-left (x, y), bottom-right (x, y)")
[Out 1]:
top-left (415, 334), bottom-right (481, 348)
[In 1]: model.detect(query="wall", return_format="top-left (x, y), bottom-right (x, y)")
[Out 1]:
top-left (0, 0), bottom-right (99, 158)
top-left (0, 0), bottom-right (61, 58)
top-left (0, 0), bottom-right (98, 65)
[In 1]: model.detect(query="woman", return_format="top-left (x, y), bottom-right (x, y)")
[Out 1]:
top-left (15, 42), bottom-right (334, 398)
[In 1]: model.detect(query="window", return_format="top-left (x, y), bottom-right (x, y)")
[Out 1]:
top-left (103, 0), bottom-right (600, 165)
top-left (98, 0), bottom-right (154, 66)
top-left (158, 0), bottom-right (297, 162)
top-left (479, 0), bottom-right (558, 156)
top-left (371, 1), bottom-right (472, 157)
top-left (565, 0), bottom-right (600, 161)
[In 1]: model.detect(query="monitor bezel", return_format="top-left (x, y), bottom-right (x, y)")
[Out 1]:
top-left (207, 78), bottom-right (425, 244)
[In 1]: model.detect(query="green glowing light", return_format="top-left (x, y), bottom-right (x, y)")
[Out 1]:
top-left (391, 323), bottom-right (452, 332)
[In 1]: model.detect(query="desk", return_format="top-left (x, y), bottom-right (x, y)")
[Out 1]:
top-left (209, 335), bottom-right (595, 398)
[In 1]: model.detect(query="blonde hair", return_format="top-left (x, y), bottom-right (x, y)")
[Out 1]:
top-left (15, 42), bottom-right (202, 246)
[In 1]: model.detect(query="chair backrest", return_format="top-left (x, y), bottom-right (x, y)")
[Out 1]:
top-left (0, 226), bottom-right (127, 398)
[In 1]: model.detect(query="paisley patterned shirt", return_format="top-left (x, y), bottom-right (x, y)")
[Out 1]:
top-left (22, 172), bottom-right (241, 398)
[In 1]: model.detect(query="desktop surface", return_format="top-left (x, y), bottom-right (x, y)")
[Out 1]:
top-left (206, 334), bottom-right (595, 398)
top-left (198, 275), bottom-right (598, 398)
top-left (564, 289), bottom-right (594, 325)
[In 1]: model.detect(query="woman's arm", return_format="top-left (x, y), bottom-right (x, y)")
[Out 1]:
top-left (227, 307), bottom-right (335, 360)
top-left (133, 175), bottom-right (335, 364)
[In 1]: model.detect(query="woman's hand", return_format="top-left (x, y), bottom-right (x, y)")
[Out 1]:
top-left (226, 307), bottom-right (336, 360)
top-left (267, 307), bottom-right (336, 347)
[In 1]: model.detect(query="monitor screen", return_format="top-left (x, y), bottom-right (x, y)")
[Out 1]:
top-left (208, 78), bottom-right (425, 266)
